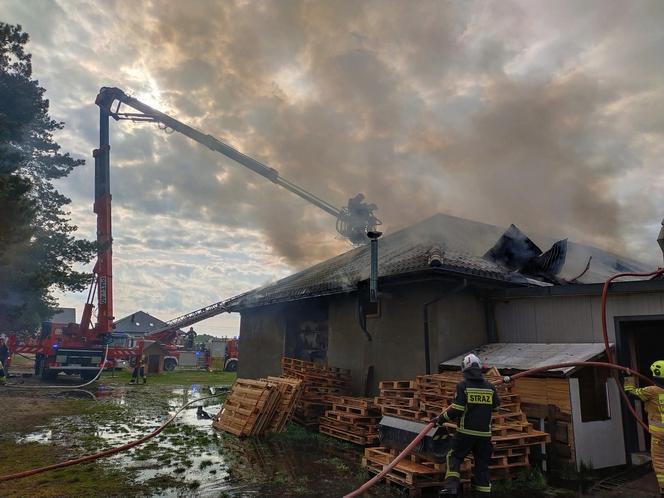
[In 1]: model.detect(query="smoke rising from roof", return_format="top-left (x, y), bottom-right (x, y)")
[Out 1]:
top-left (6, 0), bottom-right (664, 270)
top-left (115, 0), bottom-right (662, 267)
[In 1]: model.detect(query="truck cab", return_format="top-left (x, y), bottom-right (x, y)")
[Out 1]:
top-left (35, 322), bottom-right (107, 381)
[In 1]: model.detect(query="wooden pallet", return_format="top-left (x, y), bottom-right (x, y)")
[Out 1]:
top-left (363, 447), bottom-right (445, 481)
top-left (320, 415), bottom-right (379, 436)
top-left (319, 424), bottom-right (378, 445)
top-left (213, 379), bottom-right (281, 437)
top-left (376, 396), bottom-right (420, 409)
top-left (263, 376), bottom-right (303, 433)
top-left (381, 405), bottom-right (426, 421)
top-left (332, 403), bottom-right (380, 416)
top-left (379, 380), bottom-right (417, 390)
top-left (324, 410), bottom-right (382, 425)
top-left (327, 396), bottom-right (375, 408)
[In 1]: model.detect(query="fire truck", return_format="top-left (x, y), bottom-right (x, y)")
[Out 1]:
top-left (6, 87), bottom-right (378, 380)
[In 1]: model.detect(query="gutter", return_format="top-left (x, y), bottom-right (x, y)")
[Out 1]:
top-left (492, 278), bottom-right (664, 300)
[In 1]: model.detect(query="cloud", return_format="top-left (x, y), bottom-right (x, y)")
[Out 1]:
top-left (2, 0), bottom-right (664, 330)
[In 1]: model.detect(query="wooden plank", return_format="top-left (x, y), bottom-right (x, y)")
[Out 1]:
top-left (512, 377), bottom-right (571, 414)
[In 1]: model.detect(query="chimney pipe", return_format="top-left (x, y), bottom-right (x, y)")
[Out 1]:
top-left (367, 231), bottom-right (382, 303)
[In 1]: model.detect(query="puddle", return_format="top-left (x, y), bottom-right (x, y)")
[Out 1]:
top-left (14, 383), bottom-right (396, 497)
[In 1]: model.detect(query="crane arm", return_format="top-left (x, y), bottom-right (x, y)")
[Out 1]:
top-left (95, 87), bottom-right (341, 218)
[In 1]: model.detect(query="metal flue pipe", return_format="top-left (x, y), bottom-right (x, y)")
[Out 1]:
top-left (367, 231), bottom-right (382, 303)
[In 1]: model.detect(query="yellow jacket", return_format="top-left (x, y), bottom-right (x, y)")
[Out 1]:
top-left (624, 377), bottom-right (664, 436)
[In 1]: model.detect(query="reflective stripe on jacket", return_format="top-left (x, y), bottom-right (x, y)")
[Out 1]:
top-left (624, 377), bottom-right (664, 434)
top-left (443, 371), bottom-right (500, 437)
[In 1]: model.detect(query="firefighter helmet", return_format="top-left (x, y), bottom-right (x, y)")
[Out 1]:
top-left (650, 360), bottom-right (664, 379)
top-left (462, 353), bottom-right (482, 372)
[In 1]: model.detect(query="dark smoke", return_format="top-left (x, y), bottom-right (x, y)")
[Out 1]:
top-left (10, 0), bottom-right (664, 267)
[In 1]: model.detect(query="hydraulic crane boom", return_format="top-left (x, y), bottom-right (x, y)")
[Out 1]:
top-left (94, 87), bottom-right (379, 241)
top-left (82, 86), bottom-right (379, 337)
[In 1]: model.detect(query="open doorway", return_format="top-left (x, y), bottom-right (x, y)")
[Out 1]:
top-left (616, 316), bottom-right (664, 456)
top-left (284, 300), bottom-right (329, 364)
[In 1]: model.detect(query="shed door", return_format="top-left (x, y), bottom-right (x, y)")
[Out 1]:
top-left (147, 354), bottom-right (161, 374)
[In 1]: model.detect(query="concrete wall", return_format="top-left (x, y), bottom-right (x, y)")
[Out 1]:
top-left (326, 282), bottom-right (487, 394)
top-left (569, 377), bottom-right (626, 469)
top-left (494, 291), bottom-right (664, 343)
top-left (237, 304), bottom-right (287, 379)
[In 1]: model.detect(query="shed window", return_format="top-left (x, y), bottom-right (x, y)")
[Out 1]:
top-left (576, 367), bottom-right (610, 422)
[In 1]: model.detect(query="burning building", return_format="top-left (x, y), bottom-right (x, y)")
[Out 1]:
top-left (225, 212), bottom-right (664, 469)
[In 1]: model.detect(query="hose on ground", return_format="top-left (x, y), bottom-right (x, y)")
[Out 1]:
top-left (344, 421), bottom-right (436, 498)
top-left (5, 345), bottom-right (110, 391)
top-left (343, 360), bottom-right (649, 497)
top-left (0, 393), bottom-right (222, 482)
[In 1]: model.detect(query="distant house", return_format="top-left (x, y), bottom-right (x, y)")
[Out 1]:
top-left (113, 311), bottom-right (182, 348)
top-left (225, 212), bottom-right (664, 470)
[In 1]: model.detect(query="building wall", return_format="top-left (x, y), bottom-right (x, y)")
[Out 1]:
top-left (237, 280), bottom-right (488, 394)
top-left (494, 291), bottom-right (664, 343)
top-left (237, 304), bottom-right (287, 379)
top-left (326, 282), bottom-right (487, 394)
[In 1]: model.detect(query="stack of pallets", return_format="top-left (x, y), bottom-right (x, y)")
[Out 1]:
top-left (364, 371), bottom-right (550, 494)
top-left (362, 446), bottom-right (454, 495)
top-left (374, 379), bottom-right (425, 421)
top-left (213, 377), bottom-right (302, 437)
top-left (319, 396), bottom-right (381, 446)
top-left (281, 357), bottom-right (352, 429)
top-left (416, 371), bottom-right (548, 479)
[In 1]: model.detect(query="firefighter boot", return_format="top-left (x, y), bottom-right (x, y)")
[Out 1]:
top-left (439, 477), bottom-right (461, 496)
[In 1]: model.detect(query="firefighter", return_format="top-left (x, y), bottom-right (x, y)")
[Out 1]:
top-left (0, 338), bottom-right (8, 369)
top-left (0, 339), bottom-right (8, 384)
top-left (129, 356), bottom-right (147, 384)
top-left (624, 360), bottom-right (664, 496)
top-left (434, 354), bottom-right (500, 496)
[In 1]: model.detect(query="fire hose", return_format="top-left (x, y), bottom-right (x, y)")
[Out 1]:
top-left (4, 271), bottom-right (661, 488)
top-left (345, 269), bottom-right (663, 497)
top-left (0, 393), bottom-right (223, 482)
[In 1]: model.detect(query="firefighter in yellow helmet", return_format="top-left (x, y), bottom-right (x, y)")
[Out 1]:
top-left (624, 360), bottom-right (664, 496)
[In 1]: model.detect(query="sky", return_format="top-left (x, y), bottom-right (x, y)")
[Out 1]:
top-left (2, 0), bottom-right (663, 336)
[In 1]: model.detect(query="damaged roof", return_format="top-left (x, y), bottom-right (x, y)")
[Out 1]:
top-left (226, 213), bottom-right (648, 311)
top-left (440, 342), bottom-right (612, 375)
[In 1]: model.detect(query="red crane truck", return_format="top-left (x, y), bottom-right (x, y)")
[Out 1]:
top-left (7, 87), bottom-right (378, 380)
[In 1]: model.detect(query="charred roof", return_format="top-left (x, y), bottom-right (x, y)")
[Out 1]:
top-left (226, 213), bottom-right (648, 311)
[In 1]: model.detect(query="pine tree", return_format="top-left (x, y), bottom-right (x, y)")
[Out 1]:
top-left (0, 23), bottom-right (95, 332)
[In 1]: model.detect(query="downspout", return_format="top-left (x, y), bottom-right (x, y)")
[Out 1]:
top-left (422, 278), bottom-right (468, 374)
top-left (357, 297), bottom-right (372, 342)
top-left (357, 231), bottom-right (383, 342)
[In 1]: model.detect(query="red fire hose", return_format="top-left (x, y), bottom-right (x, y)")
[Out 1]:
top-left (4, 271), bottom-right (661, 489)
top-left (0, 393), bottom-right (222, 482)
top-left (600, 268), bottom-right (664, 434)
top-left (345, 269), bottom-right (663, 497)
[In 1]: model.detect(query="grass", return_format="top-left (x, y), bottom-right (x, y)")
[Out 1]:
top-left (0, 441), bottom-right (146, 498)
top-left (100, 369), bottom-right (236, 386)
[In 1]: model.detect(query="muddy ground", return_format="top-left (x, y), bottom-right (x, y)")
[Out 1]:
top-left (0, 370), bottom-right (401, 498)
top-left (1, 370), bottom-right (660, 498)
